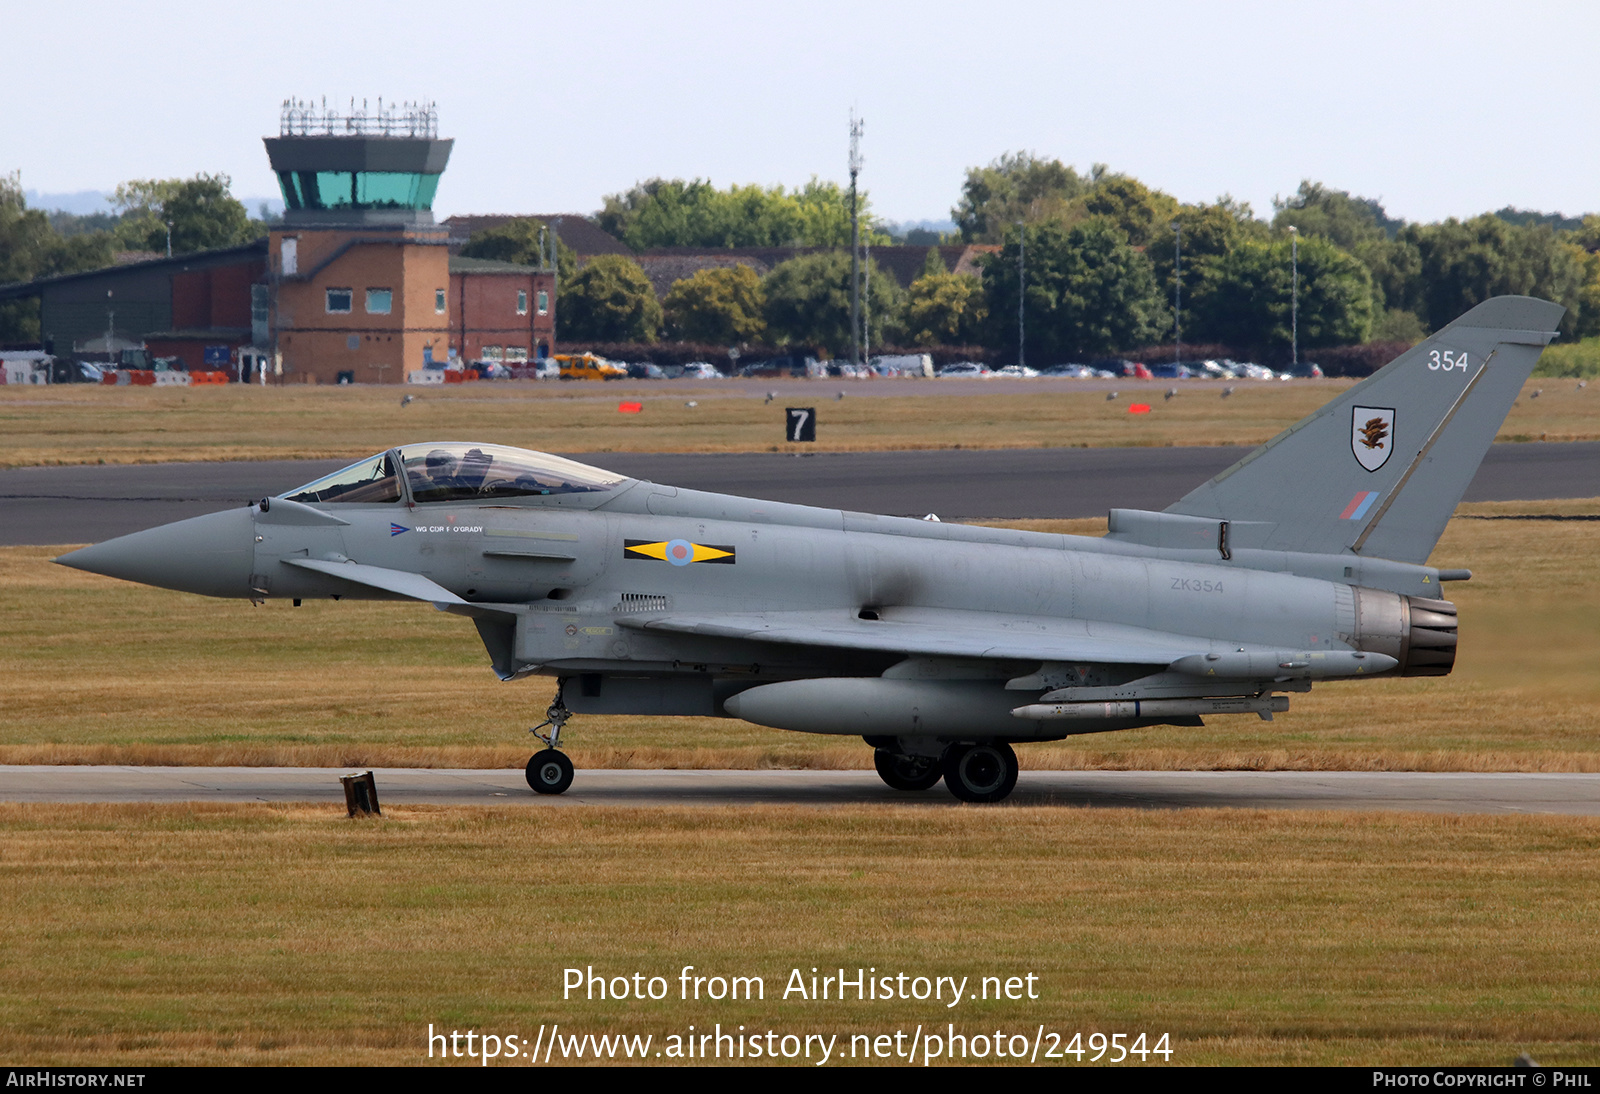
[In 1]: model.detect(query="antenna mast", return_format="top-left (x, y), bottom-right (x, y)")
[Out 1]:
top-left (849, 112), bottom-right (863, 367)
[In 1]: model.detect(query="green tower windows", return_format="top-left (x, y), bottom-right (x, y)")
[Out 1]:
top-left (277, 170), bottom-right (441, 212)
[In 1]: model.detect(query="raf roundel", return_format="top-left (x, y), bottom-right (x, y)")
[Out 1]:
top-left (623, 539), bottom-right (737, 565)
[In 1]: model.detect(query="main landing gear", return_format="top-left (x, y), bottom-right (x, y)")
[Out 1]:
top-left (526, 685), bottom-right (574, 795)
top-left (870, 740), bottom-right (1020, 803)
top-left (941, 742), bottom-right (1019, 804)
top-left (873, 749), bottom-right (943, 792)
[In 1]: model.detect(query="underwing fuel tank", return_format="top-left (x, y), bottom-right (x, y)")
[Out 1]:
top-left (722, 677), bottom-right (1162, 737)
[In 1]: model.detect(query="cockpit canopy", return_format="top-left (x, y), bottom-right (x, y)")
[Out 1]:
top-left (281, 443), bottom-right (626, 505)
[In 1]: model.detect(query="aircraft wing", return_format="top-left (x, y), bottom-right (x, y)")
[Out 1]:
top-left (617, 606), bottom-right (1220, 665)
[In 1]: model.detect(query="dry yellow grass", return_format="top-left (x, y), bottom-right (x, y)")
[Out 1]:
top-left (1, 499), bottom-right (1596, 771)
top-left (0, 376), bottom-right (1594, 467)
top-left (1, 803), bottom-right (1596, 1065)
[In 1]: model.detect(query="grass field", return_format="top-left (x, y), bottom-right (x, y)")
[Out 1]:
top-left (2, 802), bottom-right (1596, 1066)
top-left (0, 376), bottom-right (1594, 467)
top-left (4, 499), bottom-right (1596, 772)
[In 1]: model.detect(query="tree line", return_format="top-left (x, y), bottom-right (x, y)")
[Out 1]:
top-left (6, 157), bottom-right (1598, 363)
top-left (470, 156), bottom-right (1600, 363)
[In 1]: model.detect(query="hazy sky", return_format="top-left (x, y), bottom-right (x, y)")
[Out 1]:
top-left (7, 0), bottom-right (1597, 226)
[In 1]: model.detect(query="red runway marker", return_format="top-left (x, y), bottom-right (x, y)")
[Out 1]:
top-left (618, 401), bottom-right (643, 414)
top-left (1128, 403), bottom-right (1152, 414)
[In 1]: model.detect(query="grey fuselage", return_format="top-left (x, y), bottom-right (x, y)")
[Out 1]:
top-left (162, 459), bottom-right (1443, 739)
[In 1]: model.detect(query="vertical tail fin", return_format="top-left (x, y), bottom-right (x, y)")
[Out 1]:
top-left (1166, 296), bottom-right (1564, 563)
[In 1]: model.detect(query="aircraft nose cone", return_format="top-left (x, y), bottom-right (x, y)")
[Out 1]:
top-left (55, 507), bottom-right (256, 598)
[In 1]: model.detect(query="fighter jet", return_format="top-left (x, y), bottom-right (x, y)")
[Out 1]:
top-left (57, 297), bottom-right (1563, 803)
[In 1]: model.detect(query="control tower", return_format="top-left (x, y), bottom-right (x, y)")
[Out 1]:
top-left (263, 98), bottom-right (453, 383)
top-left (266, 98), bottom-right (452, 226)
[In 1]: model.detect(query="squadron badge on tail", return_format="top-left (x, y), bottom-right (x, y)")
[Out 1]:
top-left (1351, 406), bottom-right (1396, 472)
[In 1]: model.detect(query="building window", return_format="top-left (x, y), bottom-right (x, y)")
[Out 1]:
top-left (435, 289), bottom-right (446, 314)
top-left (281, 237), bottom-right (299, 276)
top-left (505, 346), bottom-right (529, 363)
top-left (326, 288), bottom-right (353, 314)
top-left (366, 288), bottom-right (393, 315)
top-left (536, 291), bottom-right (549, 316)
top-left (481, 346), bottom-right (504, 362)
top-left (517, 290), bottom-right (528, 315)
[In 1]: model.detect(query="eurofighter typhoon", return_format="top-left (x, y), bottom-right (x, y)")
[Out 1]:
top-left (58, 297), bottom-right (1563, 802)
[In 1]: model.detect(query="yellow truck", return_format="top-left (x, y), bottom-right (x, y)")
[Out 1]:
top-left (554, 353), bottom-right (628, 381)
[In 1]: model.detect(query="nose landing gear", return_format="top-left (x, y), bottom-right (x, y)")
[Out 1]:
top-left (526, 749), bottom-right (573, 795)
top-left (526, 684), bottom-right (575, 795)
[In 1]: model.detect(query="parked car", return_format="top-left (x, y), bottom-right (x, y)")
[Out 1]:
top-left (679, 362), bottom-right (724, 379)
top-left (48, 359), bottom-right (105, 383)
top-left (1148, 362), bottom-right (1196, 380)
top-left (867, 353), bottom-right (935, 378)
top-left (830, 361), bottom-right (873, 379)
top-left (1038, 363), bottom-right (1095, 378)
top-left (738, 354), bottom-right (823, 379)
top-left (937, 362), bottom-right (991, 378)
top-left (554, 353), bottom-right (628, 380)
top-left (1279, 361), bottom-right (1325, 379)
top-left (1090, 358), bottom-right (1152, 379)
top-left (626, 362), bottom-right (668, 380)
top-left (993, 364), bottom-right (1039, 378)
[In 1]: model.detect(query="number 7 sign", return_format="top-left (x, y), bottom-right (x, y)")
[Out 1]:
top-left (786, 407), bottom-right (816, 442)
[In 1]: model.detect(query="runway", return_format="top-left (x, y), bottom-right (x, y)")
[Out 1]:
top-left (4, 440), bottom-right (1598, 545)
top-left (2, 766), bottom-right (1596, 814)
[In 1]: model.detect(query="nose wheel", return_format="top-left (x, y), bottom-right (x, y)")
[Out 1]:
top-left (526, 684), bottom-right (575, 795)
top-left (526, 749), bottom-right (574, 795)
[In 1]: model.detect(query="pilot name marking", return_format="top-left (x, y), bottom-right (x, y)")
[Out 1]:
top-left (416, 525), bottom-right (483, 534)
top-left (1171, 577), bottom-right (1224, 593)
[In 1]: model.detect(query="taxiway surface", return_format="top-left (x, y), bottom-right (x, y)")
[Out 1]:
top-left (5, 441), bottom-right (1598, 545)
top-left (2, 766), bottom-right (1596, 814)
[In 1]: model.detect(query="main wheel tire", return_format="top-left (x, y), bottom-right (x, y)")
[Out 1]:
top-left (873, 749), bottom-right (943, 792)
top-left (941, 742), bottom-right (1019, 803)
top-left (526, 749), bottom-right (574, 795)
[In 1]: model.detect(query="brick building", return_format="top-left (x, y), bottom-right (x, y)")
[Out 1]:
top-left (263, 104), bottom-right (454, 382)
top-left (264, 104), bottom-right (564, 380)
top-left (448, 256), bottom-right (554, 363)
top-left (267, 221), bottom-right (452, 381)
